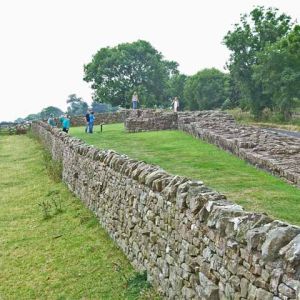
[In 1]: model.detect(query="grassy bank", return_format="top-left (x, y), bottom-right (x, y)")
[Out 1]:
top-left (71, 124), bottom-right (300, 225)
top-left (227, 108), bottom-right (300, 132)
top-left (0, 135), bottom-right (158, 299)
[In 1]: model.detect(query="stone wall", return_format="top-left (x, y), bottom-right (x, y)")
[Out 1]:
top-left (124, 110), bottom-right (300, 187)
top-left (32, 121), bottom-right (300, 299)
top-left (54, 110), bottom-right (131, 127)
top-left (125, 109), bottom-right (178, 132)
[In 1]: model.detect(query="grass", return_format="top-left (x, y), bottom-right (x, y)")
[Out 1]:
top-left (0, 134), bottom-right (159, 299)
top-left (227, 108), bottom-right (300, 132)
top-left (71, 123), bottom-right (300, 225)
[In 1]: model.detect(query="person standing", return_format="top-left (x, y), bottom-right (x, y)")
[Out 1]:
top-left (47, 114), bottom-right (56, 127)
top-left (85, 109), bottom-right (90, 133)
top-left (172, 97), bottom-right (179, 112)
top-left (62, 114), bottom-right (70, 133)
top-left (132, 92), bottom-right (138, 109)
top-left (59, 114), bottom-right (64, 128)
top-left (88, 111), bottom-right (95, 133)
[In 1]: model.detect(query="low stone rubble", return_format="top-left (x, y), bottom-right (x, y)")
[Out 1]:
top-left (32, 121), bottom-right (300, 299)
top-left (178, 111), bottom-right (300, 187)
top-left (125, 109), bottom-right (178, 132)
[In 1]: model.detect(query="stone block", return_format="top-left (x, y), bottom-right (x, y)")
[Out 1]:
top-left (279, 233), bottom-right (300, 266)
top-left (197, 272), bottom-right (219, 300)
top-left (278, 283), bottom-right (296, 298)
top-left (240, 278), bottom-right (249, 298)
top-left (256, 288), bottom-right (274, 300)
top-left (261, 225), bottom-right (300, 262)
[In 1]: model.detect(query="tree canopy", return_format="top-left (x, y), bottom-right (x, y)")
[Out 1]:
top-left (253, 25), bottom-right (300, 120)
top-left (24, 113), bottom-right (41, 121)
top-left (66, 94), bottom-right (88, 116)
top-left (223, 6), bottom-right (293, 118)
top-left (84, 40), bottom-right (178, 108)
top-left (40, 106), bottom-right (63, 119)
top-left (91, 101), bottom-right (116, 113)
top-left (183, 68), bottom-right (229, 110)
top-left (166, 74), bottom-right (188, 109)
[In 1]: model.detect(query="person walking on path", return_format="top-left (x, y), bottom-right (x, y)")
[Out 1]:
top-left (88, 111), bottom-right (95, 133)
top-left (47, 114), bottom-right (56, 127)
top-left (85, 109), bottom-right (90, 133)
top-left (62, 114), bottom-right (70, 133)
top-left (172, 97), bottom-right (179, 112)
top-left (132, 91), bottom-right (138, 109)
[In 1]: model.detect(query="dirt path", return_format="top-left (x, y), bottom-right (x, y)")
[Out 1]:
top-left (265, 128), bottom-right (300, 139)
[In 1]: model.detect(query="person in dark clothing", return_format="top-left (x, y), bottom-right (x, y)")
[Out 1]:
top-left (88, 111), bottom-right (95, 133)
top-left (85, 110), bottom-right (90, 133)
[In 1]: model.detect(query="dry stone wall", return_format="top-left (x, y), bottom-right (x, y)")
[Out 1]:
top-left (125, 110), bottom-right (300, 187)
top-left (125, 109), bottom-right (178, 132)
top-left (53, 110), bottom-right (131, 127)
top-left (32, 121), bottom-right (300, 299)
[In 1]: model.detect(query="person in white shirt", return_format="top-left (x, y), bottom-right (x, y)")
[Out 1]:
top-left (172, 97), bottom-right (179, 112)
top-left (132, 92), bottom-right (138, 109)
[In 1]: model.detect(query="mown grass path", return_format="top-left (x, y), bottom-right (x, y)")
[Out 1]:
top-left (0, 135), bottom-right (155, 299)
top-left (71, 124), bottom-right (300, 225)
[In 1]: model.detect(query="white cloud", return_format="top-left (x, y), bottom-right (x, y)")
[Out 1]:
top-left (0, 0), bottom-right (299, 121)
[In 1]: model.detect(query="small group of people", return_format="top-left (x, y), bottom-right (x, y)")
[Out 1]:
top-left (131, 91), bottom-right (180, 112)
top-left (47, 114), bottom-right (70, 133)
top-left (47, 93), bottom-right (180, 134)
top-left (85, 110), bottom-right (95, 133)
top-left (47, 110), bottom-right (94, 134)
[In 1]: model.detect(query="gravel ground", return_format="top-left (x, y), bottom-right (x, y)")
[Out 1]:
top-left (265, 128), bottom-right (300, 139)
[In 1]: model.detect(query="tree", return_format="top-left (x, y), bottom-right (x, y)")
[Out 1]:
top-left (24, 113), bottom-right (41, 121)
top-left (14, 118), bottom-right (25, 123)
top-left (183, 68), bottom-right (229, 110)
top-left (84, 40), bottom-right (178, 108)
top-left (223, 6), bottom-right (293, 118)
top-left (253, 25), bottom-right (300, 120)
top-left (91, 101), bottom-right (115, 113)
top-left (66, 94), bottom-right (88, 116)
top-left (166, 74), bottom-right (188, 109)
top-left (40, 106), bottom-right (63, 120)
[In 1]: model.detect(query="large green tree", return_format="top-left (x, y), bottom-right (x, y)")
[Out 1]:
top-left (253, 25), bottom-right (300, 120)
top-left (84, 40), bottom-right (178, 108)
top-left (183, 68), bottom-right (229, 110)
top-left (223, 6), bottom-right (293, 118)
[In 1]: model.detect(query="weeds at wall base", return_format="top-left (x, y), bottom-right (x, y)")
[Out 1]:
top-left (123, 270), bottom-right (160, 300)
top-left (28, 130), bottom-right (63, 182)
top-left (42, 151), bottom-right (63, 183)
top-left (38, 190), bottom-right (64, 220)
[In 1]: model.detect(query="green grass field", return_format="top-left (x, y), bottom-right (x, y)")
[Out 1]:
top-left (0, 135), bottom-right (158, 299)
top-left (71, 123), bottom-right (300, 225)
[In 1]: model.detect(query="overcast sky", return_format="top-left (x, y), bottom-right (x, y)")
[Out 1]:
top-left (0, 0), bottom-right (299, 121)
